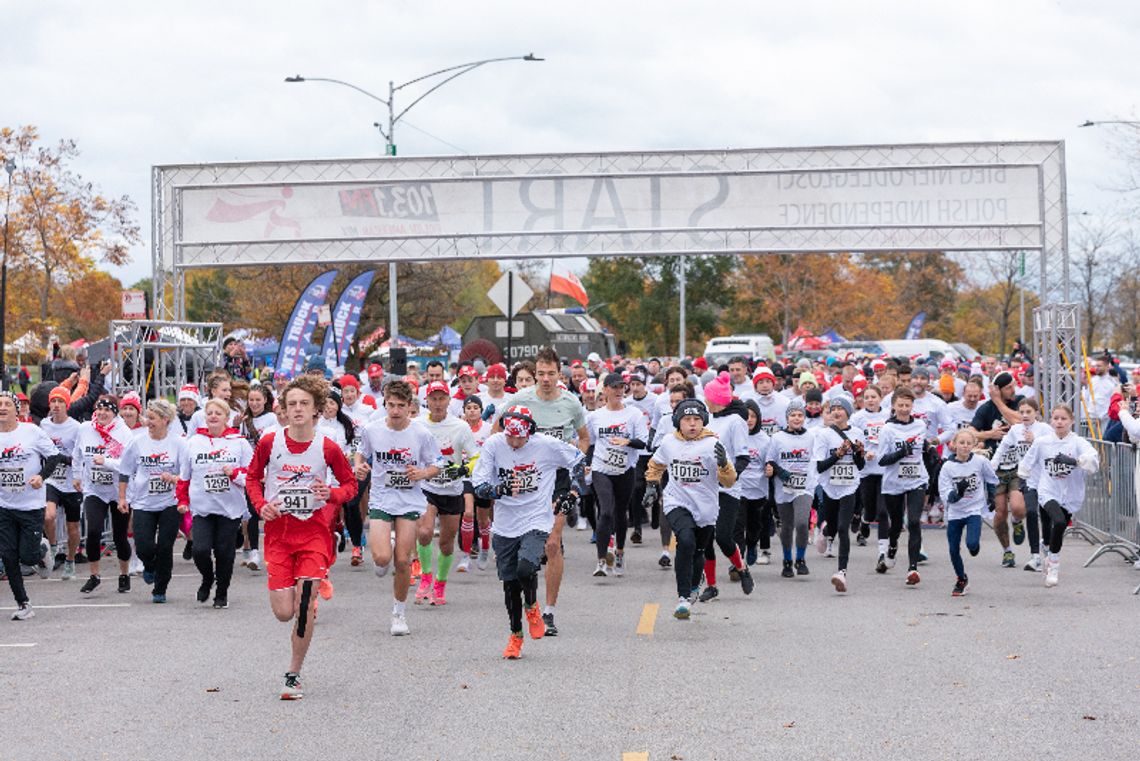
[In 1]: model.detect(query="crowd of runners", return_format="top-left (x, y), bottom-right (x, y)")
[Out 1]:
top-left (0, 343), bottom-right (1118, 698)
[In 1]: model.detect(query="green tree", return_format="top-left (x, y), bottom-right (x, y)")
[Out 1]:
top-left (186, 270), bottom-right (239, 325)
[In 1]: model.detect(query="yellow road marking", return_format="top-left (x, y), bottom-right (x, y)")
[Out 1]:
top-left (636, 603), bottom-right (659, 636)
top-left (622, 753), bottom-right (649, 761)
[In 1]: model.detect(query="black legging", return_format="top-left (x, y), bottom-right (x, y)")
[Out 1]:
top-left (858, 474), bottom-right (883, 538)
top-left (631, 455), bottom-right (651, 531)
top-left (191, 514), bottom-right (242, 596)
top-left (593, 469), bottom-right (635, 560)
top-left (666, 507), bottom-right (715, 599)
top-left (83, 495), bottom-right (130, 564)
top-left (1022, 486), bottom-right (1041, 555)
top-left (880, 488), bottom-right (925, 568)
top-left (132, 506), bottom-right (180, 594)
top-left (1041, 499), bottom-right (1072, 554)
top-left (736, 497), bottom-right (771, 553)
top-left (821, 492), bottom-right (857, 571)
top-left (244, 495), bottom-right (260, 551)
top-left (704, 493), bottom-right (740, 561)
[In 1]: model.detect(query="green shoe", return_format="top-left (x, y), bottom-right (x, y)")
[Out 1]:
top-left (1012, 521), bottom-right (1025, 545)
top-left (1001, 550), bottom-right (1016, 568)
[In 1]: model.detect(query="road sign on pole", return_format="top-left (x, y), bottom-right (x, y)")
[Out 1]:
top-left (487, 271), bottom-right (533, 318)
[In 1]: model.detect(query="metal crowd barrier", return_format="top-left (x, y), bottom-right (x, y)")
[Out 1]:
top-left (1069, 437), bottom-right (1140, 594)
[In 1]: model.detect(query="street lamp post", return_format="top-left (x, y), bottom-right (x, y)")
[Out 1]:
top-left (0, 158), bottom-right (16, 390)
top-left (286, 55), bottom-right (543, 359)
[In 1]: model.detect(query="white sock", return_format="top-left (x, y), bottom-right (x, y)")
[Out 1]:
top-left (543, 605), bottom-right (555, 616)
top-left (878, 539), bottom-right (888, 555)
top-left (392, 599), bottom-right (406, 616)
top-left (373, 562), bottom-right (390, 578)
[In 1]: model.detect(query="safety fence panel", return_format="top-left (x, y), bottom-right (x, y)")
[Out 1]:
top-left (1073, 438), bottom-right (1140, 594)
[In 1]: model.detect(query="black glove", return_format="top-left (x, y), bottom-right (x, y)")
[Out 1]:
top-left (555, 490), bottom-right (579, 517)
top-left (643, 482), bottom-right (660, 510)
top-left (1052, 453), bottom-right (1078, 467)
top-left (713, 442), bottom-right (728, 468)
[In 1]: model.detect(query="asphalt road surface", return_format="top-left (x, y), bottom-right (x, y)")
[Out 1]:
top-left (2, 522), bottom-right (1137, 761)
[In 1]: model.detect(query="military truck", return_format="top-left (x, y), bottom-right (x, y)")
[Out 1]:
top-left (460, 309), bottom-right (618, 366)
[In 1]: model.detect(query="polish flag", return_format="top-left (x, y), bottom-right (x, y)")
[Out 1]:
top-left (550, 262), bottom-right (589, 307)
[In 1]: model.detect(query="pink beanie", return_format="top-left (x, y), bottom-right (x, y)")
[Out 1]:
top-left (704, 371), bottom-right (734, 407)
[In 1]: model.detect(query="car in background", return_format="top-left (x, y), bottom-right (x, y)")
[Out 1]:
top-left (703, 334), bottom-right (777, 367)
top-left (875, 339), bottom-right (961, 362)
top-left (951, 342), bottom-right (981, 361)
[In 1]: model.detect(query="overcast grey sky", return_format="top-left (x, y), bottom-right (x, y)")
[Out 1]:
top-left (6, 0), bottom-right (1138, 286)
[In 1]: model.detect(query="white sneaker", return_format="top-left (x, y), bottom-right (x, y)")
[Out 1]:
top-left (1044, 558), bottom-right (1059, 587)
top-left (1023, 554), bottom-right (1041, 572)
top-left (815, 525), bottom-right (828, 555)
top-left (886, 552), bottom-right (897, 569)
top-left (830, 570), bottom-right (847, 593)
top-left (36, 538), bottom-right (51, 579)
top-left (455, 555), bottom-right (471, 573)
top-left (757, 551), bottom-right (770, 565)
top-left (10, 603), bottom-right (34, 621)
top-left (247, 549), bottom-right (261, 571)
top-left (825, 540), bottom-right (835, 558)
top-left (981, 508), bottom-right (996, 529)
top-left (390, 613), bottom-right (410, 636)
top-left (593, 560), bottom-right (608, 578)
top-left (476, 549), bottom-right (489, 571)
top-left (61, 560), bottom-right (75, 580)
top-left (920, 510), bottom-right (930, 524)
top-left (129, 555), bottom-right (145, 576)
top-left (240, 549), bottom-right (251, 568)
top-left (614, 554), bottom-right (625, 577)
top-left (575, 520), bottom-right (588, 531)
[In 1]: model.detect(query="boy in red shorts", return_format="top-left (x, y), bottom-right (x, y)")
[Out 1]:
top-left (246, 375), bottom-right (356, 700)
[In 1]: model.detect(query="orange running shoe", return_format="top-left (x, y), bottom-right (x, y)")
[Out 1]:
top-left (319, 578), bottom-right (334, 601)
top-left (350, 547), bottom-right (363, 566)
top-left (431, 579), bottom-right (447, 606)
top-left (524, 603), bottom-right (546, 640)
top-left (502, 633), bottom-right (524, 659)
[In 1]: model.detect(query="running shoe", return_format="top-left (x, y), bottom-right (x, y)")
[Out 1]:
top-left (152, 593), bottom-right (166, 604)
top-left (75, 550), bottom-right (89, 564)
top-left (319, 578), bottom-right (334, 600)
top-left (455, 554), bottom-right (470, 573)
top-left (951, 577), bottom-right (968, 597)
top-left (757, 551), bottom-right (771, 565)
top-left (118, 574), bottom-right (130, 593)
top-left (745, 545), bottom-right (758, 566)
top-left (886, 547), bottom-right (897, 569)
top-left (673, 597), bottom-right (691, 620)
top-left (61, 560), bottom-right (75, 581)
top-left (917, 548), bottom-right (929, 564)
top-left (795, 559), bottom-right (809, 576)
top-left (850, 515), bottom-right (862, 534)
top-left (605, 541), bottom-right (615, 568)
top-left (391, 612), bottom-right (410, 636)
top-left (1044, 559), bottom-right (1059, 588)
top-left (414, 573), bottom-right (433, 604)
top-left (728, 566), bottom-right (741, 582)
top-left (782, 560), bottom-right (795, 578)
top-left (197, 581), bottom-right (211, 603)
top-left (431, 580), bottom-right (447, 606)
top-left (142, 570), bottom-right (155, 585)
top-left (541, 612), bottom-right (558, 637)
top-left (1001, 550), bottom-right (1016, 568)
top-left (240, 549), bottom-right (251, 568)
top-left (825, 540), bottom-right (836, 558)
top-left (248, 549), bottom-right (262, 571)
top-left (920, 509), bottom-right (930, 524)
top-left (856, 534), bottom-right (867, 547)
top-left (213, 595), bottom-right (228, 609)
top-left (80, 574), bottom-right (101, 594)
top-left (698, 585), bottom-right (719, 602)
top-left (337, 532), bottom-right (347, 553)
top-left (525, 604), bottom-right (546, 639)
top-left (658, 553), bottom-right (672, 569)
top-left (1024, 554), bottom-right (1042, 572)
top-left (613, 554), bottom-right (625, 577)
top-left (630, 529), bottom-right (642, 545)
top-left (906, 568), bottom-right (921, 586)
top-left (129, 556), bottom-right (144, 576)
top-left (502, 633), bottom-right (524, 659)
top-left (53, 553), bottom-right (65, 571)
top-left (281, 672), bottom-right (303, 700)
top-left (350, 547), bottom-right (363, 567)
top-left (1012, 521), bottom-right (1025, 545)
top-left (595, 559), bottom-right (610, 577)
top-left (875, 554), bottom-right (888, 574)
top-left (739, 567), bottom-right (754, 595)
top-left (36, 538), bottom-right (51, 579)
top-left (575, 520), bottom-right (588, 531)
top-left (831, 570), bottom-right (847, 593)
top-left (815, 526), bottom-right (828, 555)
top-left (10, 603), bottom-right (33, 621)
top-left (476, 549), bottom-right (489, 571)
